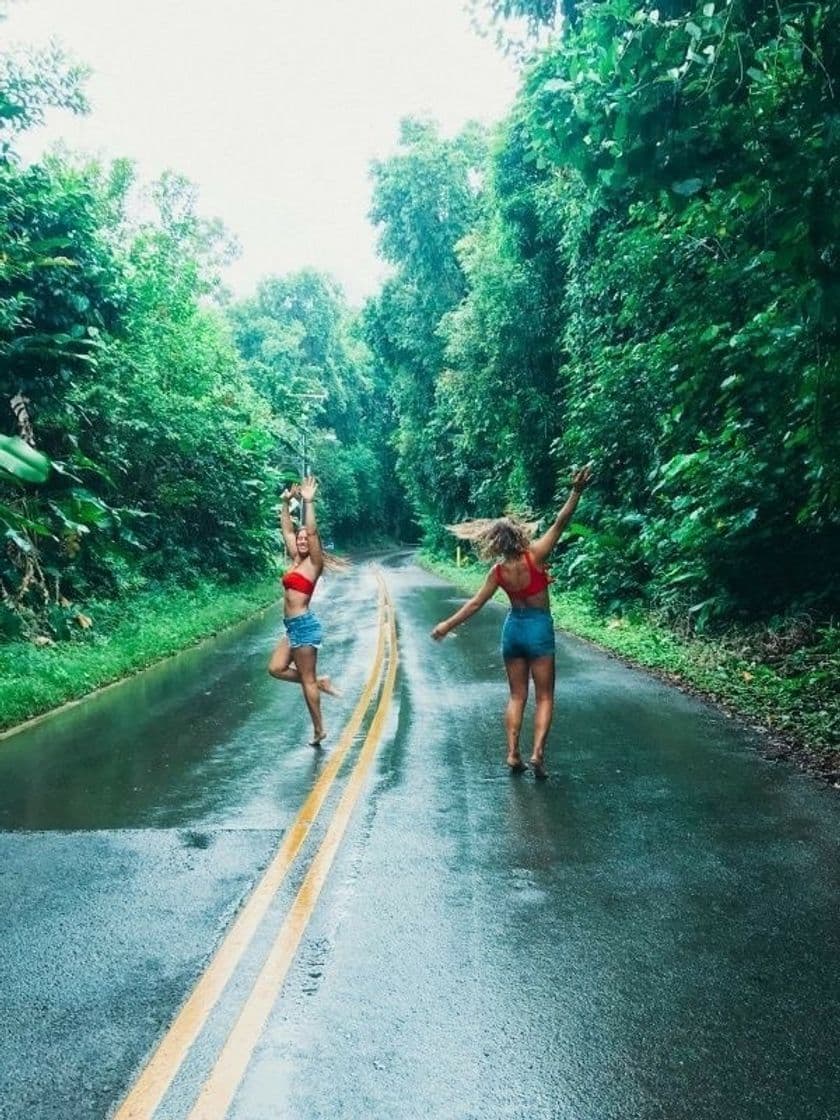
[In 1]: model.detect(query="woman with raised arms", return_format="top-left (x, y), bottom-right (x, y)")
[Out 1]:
top-left (431, 466), bottom-right (592, 779)
top-left (268, 476), bottom-right (339, 746)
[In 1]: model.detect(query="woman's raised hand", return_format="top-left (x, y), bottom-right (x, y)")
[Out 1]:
top-left (571, 463), bottom-right (593, 493)
top-left (300, 475), bottom-right (318, 502)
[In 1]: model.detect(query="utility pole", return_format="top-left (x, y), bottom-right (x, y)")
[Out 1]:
top-left (295, 391), bottom-right (325, 524)
top-left (300, 425), bottom-right (308, 522)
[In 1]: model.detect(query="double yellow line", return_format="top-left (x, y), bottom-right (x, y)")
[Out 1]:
top-left (116, 575), bottom-right (397, 1120)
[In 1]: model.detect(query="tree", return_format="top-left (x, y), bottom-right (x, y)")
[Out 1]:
top-left (365, 117), bottom-right (487, 538)
top-left (229, 270), bottom-right (410, 544)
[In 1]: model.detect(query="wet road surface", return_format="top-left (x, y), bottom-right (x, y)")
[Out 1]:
top-left (0, 555), bottom-right (838, 1119)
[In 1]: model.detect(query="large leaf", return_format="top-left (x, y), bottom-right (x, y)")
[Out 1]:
top-left (0, 436), bottom-right (51, 484)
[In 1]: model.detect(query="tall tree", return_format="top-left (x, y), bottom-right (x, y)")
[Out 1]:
top-left (365, 117), bottom-right (487, 539)
top-left (229, 270), bottom-right (409, 543)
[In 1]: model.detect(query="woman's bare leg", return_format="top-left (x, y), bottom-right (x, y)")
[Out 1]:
top-left (268, 636), bottom-right (299, 682)
top-left (503, 657), bottom-right (529, 769)
top-left (269, 635), bottom-right (337, 695)
top-left (292, 644), bottom-right (326, 744)
top-left (529, 655), bottom-right (556, 778)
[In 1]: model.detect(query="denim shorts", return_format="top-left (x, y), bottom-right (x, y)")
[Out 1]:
top-left (284, 609), bottom-right (323, 649)
top-left (501, 607), bottom-right (556, 661)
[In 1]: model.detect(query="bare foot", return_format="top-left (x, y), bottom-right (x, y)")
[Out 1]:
top-left (530, 757), bottom-right (548, 781)
top-left (309, 730), bottom-right (327, 748)
top-left (317, 676), bottom-right (341, 698)
top-left (506, 754), bottom-right (528, 774)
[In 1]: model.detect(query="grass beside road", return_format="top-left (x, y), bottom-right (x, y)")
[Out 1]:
top-left (422, 552), bottom-right (839, 787)
top-left (0, 577), bottom-right (280, 733)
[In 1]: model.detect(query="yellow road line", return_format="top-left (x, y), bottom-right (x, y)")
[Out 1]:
top-left (187, 595), bottom-right (399, 1120)
top-left (114, 578), bottom-right (388, 1120)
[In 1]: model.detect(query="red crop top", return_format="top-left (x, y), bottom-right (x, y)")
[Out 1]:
top-left (282, 569), bottom-right (316, 596)
top-left (493, 550), bottom-right (551, 601)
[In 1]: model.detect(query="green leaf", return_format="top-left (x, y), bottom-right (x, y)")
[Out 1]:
top-left (0, 436), bottom-right (51, 484)
top-left (5, 528), bottom-right (34, 553)
top-left (543, 78), bottom-right (573, 93)
top-left (672, 178), bottom-right (703, 196)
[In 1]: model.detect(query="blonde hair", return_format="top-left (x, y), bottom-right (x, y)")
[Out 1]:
top-left (320, 551), bottom-right (351, 573)
top-left (291, 527), bottom-right (350, 572)
top-left (446, 516), bottom-right (539, 563)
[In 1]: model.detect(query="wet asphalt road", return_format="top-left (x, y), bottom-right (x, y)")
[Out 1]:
top-left (0, 554), bottom-right (838, 1120)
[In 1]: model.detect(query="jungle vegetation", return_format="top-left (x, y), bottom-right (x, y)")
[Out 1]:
top-left (368, 0), bottom-right (840, 633)
top-left (0, 2), bottom-right (400, 645)
top-left (1, 0), bottom-right (837, 746)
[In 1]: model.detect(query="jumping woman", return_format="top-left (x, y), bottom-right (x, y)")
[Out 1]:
top-left (268, 476), bottom-right (338, 746)
top-left (431, 465), bottom-right (593, 779)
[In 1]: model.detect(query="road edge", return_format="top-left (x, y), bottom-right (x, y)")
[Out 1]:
top-left (0, 585), bottom-right (279, 743)
top-left (420, 553), bottom-right (839, 792)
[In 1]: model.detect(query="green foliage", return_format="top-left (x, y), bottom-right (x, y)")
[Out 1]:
top-left (0, 7), bottom-right (410, 650)
top-left (520, 0), bottom-right (840, 622)
top-left (228, 270), bottom-right (410, 544)
top-left (5, 0), bottom-right (838, 710)
top-left (365, 117), bottom-right (488, 529)
top-left (0, 435), bottom-right (50, 483)
top-left (0, 36), bottom-right (280, 637)
top-left (438, 115), bottom-right (568, 516)
top-left (0, 30), bottom-right (88, 152)
top-left (371, 2), bottom-right (840, 629)
top-left (468, 0), bottom-right (567, 56)
top-left (0, 576), bottom-right (278, 730)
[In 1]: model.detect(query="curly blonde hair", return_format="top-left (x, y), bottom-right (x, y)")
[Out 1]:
top-left (445, 516), bottom-right (538, 563)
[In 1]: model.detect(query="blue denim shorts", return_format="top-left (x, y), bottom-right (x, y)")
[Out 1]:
top-left (284, 609), bottom-right (323, 649)
top-left (501, 607), bottom-right (556, 661)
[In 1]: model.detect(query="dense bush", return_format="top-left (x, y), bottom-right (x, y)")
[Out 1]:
top-left (4, 0), bottom-right (838, 645)
top-left (0, 8), bottom-right (409, 641)
top-left (369, 0), bottom-right (840, 628)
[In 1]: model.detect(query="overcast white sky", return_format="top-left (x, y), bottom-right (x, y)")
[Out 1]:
top-left (6, 0), bottom-right (519, 303)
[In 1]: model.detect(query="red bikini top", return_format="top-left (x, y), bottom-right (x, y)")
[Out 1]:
top-left (493, 550), bottom-right (551, 601)
top-left (282, 569), bottom-right (316, 596)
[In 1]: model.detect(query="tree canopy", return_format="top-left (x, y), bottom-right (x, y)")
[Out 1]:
top-left (2, 0), bottom-right (838, 642)
top-left (369, 0), bottom-right (840, 625)
top-left (0, 6), bottom-right (405, 639)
